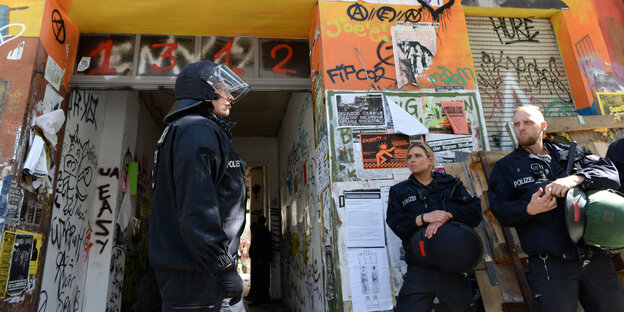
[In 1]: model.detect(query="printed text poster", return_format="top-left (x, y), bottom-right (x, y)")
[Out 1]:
top-left (345, 191), bottom-right (386, 248)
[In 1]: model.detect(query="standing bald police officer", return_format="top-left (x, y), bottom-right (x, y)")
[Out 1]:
top-left (488, 105), bottom-right (624, 312)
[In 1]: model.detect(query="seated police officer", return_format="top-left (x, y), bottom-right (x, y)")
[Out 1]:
top-left (488, 105), bottom-right (624, 312)
top-left (387, 142), bottom-right (482, 312)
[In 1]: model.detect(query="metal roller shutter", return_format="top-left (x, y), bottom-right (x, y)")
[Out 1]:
top-left (466, 17), bottom-right (576, 150)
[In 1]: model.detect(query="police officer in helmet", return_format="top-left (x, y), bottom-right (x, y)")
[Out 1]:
top-left (149, 61), bottom-right (250, 311)
top-left (488, 104), bottom-right (624, 311)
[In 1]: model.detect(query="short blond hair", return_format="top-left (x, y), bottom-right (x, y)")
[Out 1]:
top-left (513, 105), bottom-right (545, 124)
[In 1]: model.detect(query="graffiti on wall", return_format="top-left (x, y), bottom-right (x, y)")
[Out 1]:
top-left (466, 16), bottom-right (575, 149)
top-left (69, 90), bottom-right (99, 129)
top-left (105, 245), bottom-right (125, 312)
top-left (76, 35), bottom-right (135, 76)
top-left (320, 1), bottom-right (475, 90)
top-left (280, 93), bottom-right (326, 312)
top-left (38, 91), bottom-right (103, 312)
top-left (138, 36), bottom-right (195, 76)
top-left (0, 23), bottom-right (25, 48)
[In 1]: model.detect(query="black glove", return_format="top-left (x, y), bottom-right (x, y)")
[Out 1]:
top-left (215, 264), bottom-right (243, 305)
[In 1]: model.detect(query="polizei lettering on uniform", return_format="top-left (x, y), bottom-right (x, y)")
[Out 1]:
top-left (513, 176), bottom-right (535, 188)
top-left (402, 195), bottom-right (418, 206)
top-left (227, 159), bottom-right (241, 168)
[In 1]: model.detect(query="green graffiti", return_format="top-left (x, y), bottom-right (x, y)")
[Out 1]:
top-left (428, 66), bottom-right (475, 86)
top-left (339, 128), bottom-right (352, 145)
top-left (544, 100), bottom-right (576, 117)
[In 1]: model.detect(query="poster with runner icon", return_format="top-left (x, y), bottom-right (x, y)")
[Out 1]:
top-left (360, 133), bottom-right (410, 170)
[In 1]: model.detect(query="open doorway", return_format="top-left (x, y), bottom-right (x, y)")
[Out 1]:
top-left (39, 86), bottom-right (295, 311)
top-left (119, 90), bottom-right (284, 310)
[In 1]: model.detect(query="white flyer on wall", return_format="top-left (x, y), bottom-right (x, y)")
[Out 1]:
top-left (348, 247), bottom-right (394, 312)
top-left (426, 133), bottom-right (474, 163)
top-left (345, 190), bottom-right (386, 248)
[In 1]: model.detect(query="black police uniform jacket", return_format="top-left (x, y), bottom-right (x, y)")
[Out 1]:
top-left (149, 112), bottom-right (247, 274)
top-left (488, 139), bottom-right (620, 259)
top-left (606, 138), bottom-right (624, 193)
top-left (386, 172), bottom-right (482, 266)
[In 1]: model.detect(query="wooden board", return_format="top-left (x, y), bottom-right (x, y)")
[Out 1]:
top-left (545, 115), bottom-right (624, 133)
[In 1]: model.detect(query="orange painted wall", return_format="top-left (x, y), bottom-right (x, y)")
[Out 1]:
top-left (317, 1), bottom-right (477, 91)
top-left (553, 0), bottom-right (619, 111)
top-left (40, 0), bottom-right (79, 89)
top-left (589, 0), bottom-right (624, 88)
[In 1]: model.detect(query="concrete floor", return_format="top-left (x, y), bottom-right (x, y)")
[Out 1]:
top-left (244, 298), bottom-right (292, 312)
top-left (240, 273), bottom-right (292, 312)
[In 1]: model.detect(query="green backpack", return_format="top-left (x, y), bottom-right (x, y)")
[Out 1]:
top-left (566, 188), bottom-right (624, 249)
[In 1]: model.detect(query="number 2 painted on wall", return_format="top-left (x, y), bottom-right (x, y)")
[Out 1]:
top-left (151, 43), bottom-right (179, 71)
top-left (271, 44), bottom-right (297, 75)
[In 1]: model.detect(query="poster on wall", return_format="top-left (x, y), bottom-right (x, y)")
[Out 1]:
top-left (360, 133), bottom-right (410, 170)
top-left (347, 247), bottom-right (394, 312)
top-left (5, 185), bottom-right (23, 226)
top-left (333, 93), bottom-right (386, 128)
top-left (344, 190), bottom-right (386, 248)
top-left (440, 101), bottom-right (469, 134)
top-left (0, 231), bottom-right (15, 297)
top-left (384, 90), bottom-right (489, 151)
top-left (597, 92), bottom-right (624, 115)
top-left (427, 133), bottom-right (473, 163)
top-left (5, 233), bottom-right (33, 296)
top-left (16, 230), bottom-right (42, 275)
top-left (391, 24), bottom-right (437, 88)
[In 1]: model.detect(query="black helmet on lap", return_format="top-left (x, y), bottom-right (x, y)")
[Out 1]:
top-left (410, 222), bottom-right (484, 273)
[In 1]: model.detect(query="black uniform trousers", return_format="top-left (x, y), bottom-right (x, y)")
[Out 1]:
top-left (396, 265), bottom-right (475, 312)
top-left (155, 269), bottom-right (246, 312)
top-left (527, 251), bottom-right (624, 312)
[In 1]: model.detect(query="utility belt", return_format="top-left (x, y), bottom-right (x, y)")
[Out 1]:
top-left (530, 245), bottom-right (608, 266)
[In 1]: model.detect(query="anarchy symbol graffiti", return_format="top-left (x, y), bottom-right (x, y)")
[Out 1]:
top-left (52, 9), bottom-right (65, 44)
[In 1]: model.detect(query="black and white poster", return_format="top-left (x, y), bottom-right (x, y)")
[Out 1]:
top-left (6, 233), bottom-right (33, 296)
top-left (333, 93), bottom-right (386, 128)
top-left (391, 24), bottom-right (437, 88)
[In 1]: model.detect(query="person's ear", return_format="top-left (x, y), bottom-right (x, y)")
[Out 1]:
top-left (541, 121), bottom-right (548, 132)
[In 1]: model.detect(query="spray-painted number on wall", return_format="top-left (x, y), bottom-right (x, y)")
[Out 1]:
top-left (76, 35), bottom-right (310, 78)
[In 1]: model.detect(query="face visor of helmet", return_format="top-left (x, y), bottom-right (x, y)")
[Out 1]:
top-left (201, 64), bottom-right (250, 104)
